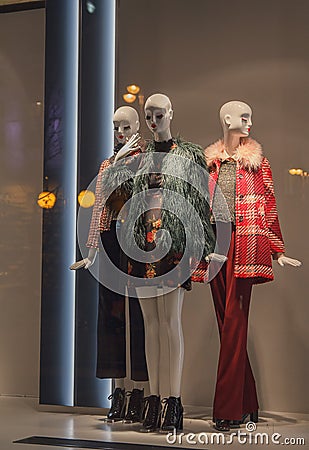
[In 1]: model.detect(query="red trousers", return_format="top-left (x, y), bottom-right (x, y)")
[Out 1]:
top-left (210, 229), bottom-right (259, 420)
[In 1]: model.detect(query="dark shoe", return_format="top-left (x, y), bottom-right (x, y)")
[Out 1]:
top-left (230, 410), bottom-right (259, 428)
top-left (161, 396), bottom-right (184, 432)
top-left (139, 395), bottom-right (161, 433)
top-left (123, 388), bottom-right (144, 423)
top-left (106, 388), bottom-right (126, 422)
top-left (214, 419), bottom-right (230, 432)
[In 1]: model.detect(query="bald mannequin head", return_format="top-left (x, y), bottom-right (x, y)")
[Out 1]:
top-left (144, 93), bottom-right (173, 112)
top-left (113, 106), bottom-right (140, 144)
top-left (144, 93), bottom-right (173, 141)
top-left (220, 100), bottom-right (252, 138)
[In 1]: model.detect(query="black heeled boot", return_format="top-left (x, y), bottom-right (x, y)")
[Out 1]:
top-left (230, 410), bottom-right (259, 428)
top-left (139, 395), bottom-right (161, 433)
top-left (214, 419), bottom-right (230, 432)
top-left (161, 396), bottom-right (184, 432)
top-left (106, 388), bottom-right (126, 422)
top-left (123, 388), bottom-right (144, 423)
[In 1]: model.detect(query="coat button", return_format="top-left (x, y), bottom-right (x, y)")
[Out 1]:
top-left (239, 174), bottom-right (244, 179)
top-left (239, 194), bottom-right (244, 200)
top-left (239, 216), bottom-right (244, 222)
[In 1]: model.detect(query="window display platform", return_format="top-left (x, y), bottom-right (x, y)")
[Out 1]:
top-left (2, 396), bottom-right (308, 450)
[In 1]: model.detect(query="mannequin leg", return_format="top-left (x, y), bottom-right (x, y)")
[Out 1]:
top-left (162, 288), bottom-right (185, 397)
top-left (96, 283), bottom-right (126, 378)
top-left (128, 291), bottom-right (148, 382)
top-left (224, 233), bottom-right (259, 415)
top-left (137, 294), bottom-right (160, 396)
top-left (121, 290), bottom-right (149, 424)
top-left (211, 230), bottom-right (259, 421)
top-left (133, 381), bottom-right (149, 392)
top-left (114, 378), bottom-right (125, 389)
top-left (160, 287), bottom-right (185, 432)
top-left (97, 226), bottom-right (126, 379)
top-left (211, 277), bottom-right (252, 421)
top-left (242, 355), bottom-right (259, 415)
top-left (211, 275), bottom-right (258, 419)
top-left (210, 262), bottom-right (226, 336)
top-left (137, 291), bottom-right (161, 432)
top-left (98, 226), bottom-right (127, 422)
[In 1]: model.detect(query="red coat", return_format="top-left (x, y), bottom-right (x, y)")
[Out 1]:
top-left (192, 138), bottom-right (285, 284)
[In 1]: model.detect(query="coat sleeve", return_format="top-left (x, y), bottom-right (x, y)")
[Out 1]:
top-left (261, 157), bottom-right (285, 255)
top-left (86, 159), bottom-right (111, 249)
top-left (188, 145), bottom-right (216, 256)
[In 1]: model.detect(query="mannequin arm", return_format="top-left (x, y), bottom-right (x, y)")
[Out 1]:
top-left (69, 248), bottom-right (98, 270)
top-left (86, 159), bottom-right (110, 249)
top-left (114, 133), bottom-right (141, 162)
top-left (277, 254), bottom-right (302, 267)
top-left (262, 158), bottom-right (285, 253)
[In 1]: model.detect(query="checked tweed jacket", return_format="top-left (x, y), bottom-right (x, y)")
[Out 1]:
top-left (194, 138), bottom-right (285, 284)
top-left (86, 158), bottom-right (115, 249)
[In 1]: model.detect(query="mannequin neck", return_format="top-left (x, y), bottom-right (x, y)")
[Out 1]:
top-left (223, 131), bottom-right (241, 156)
top-left (153, 128), bottom-right (172, 142)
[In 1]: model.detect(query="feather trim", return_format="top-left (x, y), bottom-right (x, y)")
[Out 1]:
top-left (205, 137), bottom-right (263, 171)
top-left (100, 161), bottom-right (134, 200)
top-left (127, 138), bottom-right (215, 257)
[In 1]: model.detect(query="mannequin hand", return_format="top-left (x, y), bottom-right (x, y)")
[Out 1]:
top-left (277, 255), bottom-right (302, 267)
top-left (205, 253), bottom-right (228, 263)
top-left (84, 248), bottom-right (98, 268)
top-left (114, 133), bottom-right (141, 162)
top-left (69, 248), bottom-right (98, 270)
top-left (70, 258), bottom-right (88, 270)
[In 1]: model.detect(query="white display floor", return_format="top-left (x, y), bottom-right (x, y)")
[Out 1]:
top-left (0, 396), bottom-right (308, 449)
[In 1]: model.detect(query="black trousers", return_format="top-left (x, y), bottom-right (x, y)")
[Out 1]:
top-left (96, 221), bottom-right (148, 381)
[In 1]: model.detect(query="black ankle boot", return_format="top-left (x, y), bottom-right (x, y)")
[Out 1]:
top-left (230, 410), bottom-right (259, 428)
top-left (123, 388), bottom-right (144, 423)
top-left (214, 419), bottom-right (230, 432)
top-left (106, 388), bottom-right (126, 422)
top-left (139, 395), bottom-right (161, 433)
top-left (161, 396), bottom-right (184, 432)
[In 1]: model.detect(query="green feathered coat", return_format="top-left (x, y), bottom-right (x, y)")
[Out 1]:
top-left (127, 138), bottom-right (215, 259)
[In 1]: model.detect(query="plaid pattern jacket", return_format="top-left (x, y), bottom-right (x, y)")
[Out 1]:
top-left (192, 138), bottom-right (285, 284)
top-left (86, 158), bottom-right (115, 248)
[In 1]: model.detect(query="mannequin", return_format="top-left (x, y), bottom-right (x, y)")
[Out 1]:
top-left (204, 100), bottom-right (301, 432)
top-left (125, 94), bottom-right (216, 433)
top-left (71, 106), bottom-right (148, 423)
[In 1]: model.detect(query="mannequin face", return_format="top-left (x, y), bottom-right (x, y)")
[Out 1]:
top-left (145, 107), bottom-right (171, 134)
top-left (220, 101), bottom-right (252, 137)
top-left (113, 106), bottom-right (139, 144)
top-left (144, 94), bottom-right (173, 137)
top-left (226, 112), bottom-right (252, 137)
top-left (113, 119), bottom-right (133, 144)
